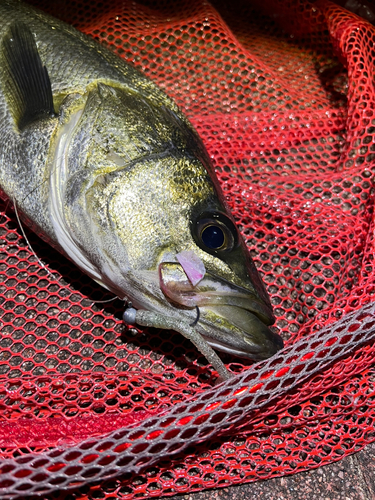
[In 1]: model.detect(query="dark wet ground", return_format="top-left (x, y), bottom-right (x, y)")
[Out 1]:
top-left (164, 442), bottom-right (375, 499)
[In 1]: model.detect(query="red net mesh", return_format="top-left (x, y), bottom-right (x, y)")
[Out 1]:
top-left (1, 0), bottom-right (375, 497)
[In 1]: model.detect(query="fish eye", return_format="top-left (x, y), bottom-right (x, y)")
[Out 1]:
top-left (201, 224), bottom-right (225, 249)
top-left (193, 212), bottom-right (238, 253)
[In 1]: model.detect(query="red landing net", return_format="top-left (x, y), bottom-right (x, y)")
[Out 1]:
top-left (1, 0), bottom-right (375, 498)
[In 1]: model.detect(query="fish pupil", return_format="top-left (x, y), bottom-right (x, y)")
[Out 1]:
top-left (201, 225), bottom-right (225, 249)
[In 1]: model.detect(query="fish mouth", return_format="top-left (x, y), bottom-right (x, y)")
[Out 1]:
top-left (159, 262), bottom-right (284, 360)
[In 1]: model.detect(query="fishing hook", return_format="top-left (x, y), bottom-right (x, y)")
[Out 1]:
top-left (189, 305), bottom-right (200, 327)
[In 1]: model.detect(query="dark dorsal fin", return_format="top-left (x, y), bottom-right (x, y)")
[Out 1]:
top-left (2, 22), bottom-right (54, 130)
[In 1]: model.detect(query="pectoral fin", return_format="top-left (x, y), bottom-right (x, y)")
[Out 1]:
top-left (1, 22), bottom-right (54, 130)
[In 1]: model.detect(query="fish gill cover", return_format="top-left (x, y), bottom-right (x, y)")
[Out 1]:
top-left (0, 0), bottom-right (374, 497)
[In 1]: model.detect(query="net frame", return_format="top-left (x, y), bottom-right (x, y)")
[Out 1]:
top-left (1, 0), bottom-right (375, 498)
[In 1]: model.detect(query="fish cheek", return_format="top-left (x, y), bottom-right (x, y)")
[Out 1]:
top-left (101, 166), bottom-right (182, 272)
top-left (87, 156), bottom-right (221, 275)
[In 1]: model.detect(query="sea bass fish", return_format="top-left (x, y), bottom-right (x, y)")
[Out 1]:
top-left (0, 0), bottom-right (283, 380)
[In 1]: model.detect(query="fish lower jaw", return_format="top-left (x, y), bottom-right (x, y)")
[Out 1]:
top-left (199, 305), bottom-right (284, 360)
top-left (202, 339), bottom-right (262, 359)
top-left (203, 337), bottom-right (279, 360)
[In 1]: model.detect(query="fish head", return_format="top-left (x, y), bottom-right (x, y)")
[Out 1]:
top-left (57, 82), bottom-right (283, 360)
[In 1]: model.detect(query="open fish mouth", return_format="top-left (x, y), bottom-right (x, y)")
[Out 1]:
top-left (159, 262), bottom-right (284, 360)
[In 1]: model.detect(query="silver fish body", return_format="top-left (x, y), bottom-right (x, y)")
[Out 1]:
top-left (0, 0), bottom-right (283, 367)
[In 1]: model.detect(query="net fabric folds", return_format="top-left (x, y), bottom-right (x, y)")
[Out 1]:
top-left (0, 0), bottom-right (375, 497)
